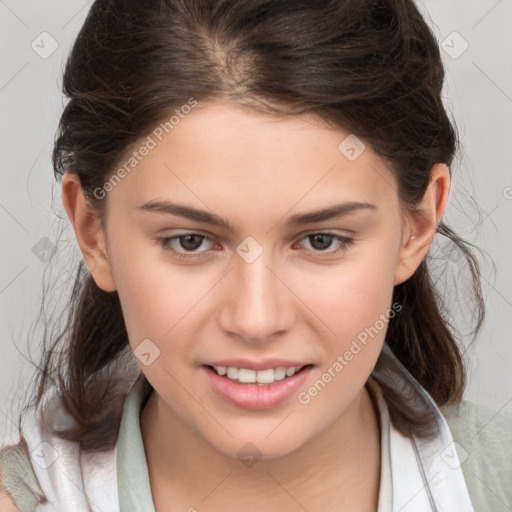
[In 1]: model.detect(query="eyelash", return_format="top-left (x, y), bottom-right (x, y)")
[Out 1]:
top-left (155, 232), bottom-right (354, 260)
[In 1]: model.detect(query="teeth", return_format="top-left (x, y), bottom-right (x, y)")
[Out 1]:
top-left (226, 367), bottom-right (238, 379)
top-left (238, 369), bottom-right (256, 383)
top-left (274, 367), bottom-right (287, 381)
top-left (256, 369), bottom-right (276, 384)
top-left (285, 367), bottom-right (297, 377)
top-left (213, 365), bottom-right (303, 384)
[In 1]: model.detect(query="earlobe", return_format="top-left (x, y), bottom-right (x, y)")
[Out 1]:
top-left (61, 172), bottom-right (117, 292)
top-left (394, 163), bottom-right (451, 285)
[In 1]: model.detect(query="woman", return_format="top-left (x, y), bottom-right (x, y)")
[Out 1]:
top-left (1, 1), bottom-right (511, 511)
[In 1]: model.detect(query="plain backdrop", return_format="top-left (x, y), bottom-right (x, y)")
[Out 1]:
top-left (1, 0), bottom-right (511, 446)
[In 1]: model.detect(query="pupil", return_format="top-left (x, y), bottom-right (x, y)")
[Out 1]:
top-left (181, 235), bottom-right (201, 250)
top-left (311, 234), bottom-right (332, 250)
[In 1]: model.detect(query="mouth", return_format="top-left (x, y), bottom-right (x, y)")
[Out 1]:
top-left (206, 364), bottom-right (311, 385)
top-left (201, 362), bottom-right (314, 410)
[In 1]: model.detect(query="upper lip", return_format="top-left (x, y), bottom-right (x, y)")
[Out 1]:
top-left (202, 358), bottom-right (311, 371)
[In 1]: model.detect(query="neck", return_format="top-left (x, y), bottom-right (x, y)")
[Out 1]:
top-left (140, 382), bottom-right (381, 512)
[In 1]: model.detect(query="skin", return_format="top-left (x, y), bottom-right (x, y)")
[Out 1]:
top-left (0, 491), bottom-right (18, 512)
top-left (62, 100), bottom-right (450, 512)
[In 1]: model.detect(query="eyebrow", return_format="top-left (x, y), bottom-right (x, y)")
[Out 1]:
top-left (136, 200), bottom-right (376, 231)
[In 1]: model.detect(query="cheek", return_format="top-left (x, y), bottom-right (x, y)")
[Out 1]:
top-left (109, 218), bottom-right (399, 362)
top-left (291, 245), bottom-right (398, 411)
top-left (116, 268), bottom-right (208, 346)
top-left (297, 250), bottom-right (397, 343)
top-left (294, 260), bottom-right (396, 419)
top-left (107, 232), bottom-right (207, 351)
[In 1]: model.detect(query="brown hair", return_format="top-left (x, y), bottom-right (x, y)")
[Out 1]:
top-left (16, 0), bottom-right (484, 450)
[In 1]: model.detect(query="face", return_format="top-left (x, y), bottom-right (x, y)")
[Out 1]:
top-left (90, 100), bottom-right (412, 459)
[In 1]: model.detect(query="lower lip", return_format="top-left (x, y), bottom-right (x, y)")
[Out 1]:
top-left (202, 365), bottom-right (313, 410)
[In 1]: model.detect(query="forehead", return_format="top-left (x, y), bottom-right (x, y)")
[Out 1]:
top-left (108, 100), bottom-right (398, 216)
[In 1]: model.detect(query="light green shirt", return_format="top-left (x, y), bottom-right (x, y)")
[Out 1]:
top-left (1, 374), bottom-right (511, 511)
top-left (115, 375), bottom-right (395, 511)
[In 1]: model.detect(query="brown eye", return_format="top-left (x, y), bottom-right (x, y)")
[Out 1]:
top-left (156, 233), bottom-right (213, 259)
top-left (176, 234), bottom-right (205, 251)
top-left (295, 232), bottom-right (354, 256)
top-left (308, 233), bottom-right (336, 251)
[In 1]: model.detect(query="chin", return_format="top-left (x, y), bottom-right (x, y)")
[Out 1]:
top-left (202, 424), bottom-right (311, 463)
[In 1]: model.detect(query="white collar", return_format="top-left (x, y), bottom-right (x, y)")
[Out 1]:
top-left (21, 348), bottom-right (474, 511)
top-left (373, 342), bottom-right (474, 511)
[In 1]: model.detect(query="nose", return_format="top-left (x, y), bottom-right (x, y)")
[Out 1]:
top-left (218, 247), bottom-right (295, 344)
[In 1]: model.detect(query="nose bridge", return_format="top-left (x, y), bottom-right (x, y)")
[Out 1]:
top-left (221, 242), bottom-right (290, 343)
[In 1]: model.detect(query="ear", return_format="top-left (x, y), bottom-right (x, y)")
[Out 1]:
top-left (394, 163), bottom-right (451, 285)
top-left (61, 172), bottom-right (117, 292)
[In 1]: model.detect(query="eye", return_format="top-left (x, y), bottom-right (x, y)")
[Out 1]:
top-left (156, 233), bottom-right (215, 259)
top-left (293, 232), bottom-right (354, 256)
top-left (156, 231), bottom-right (354, 260)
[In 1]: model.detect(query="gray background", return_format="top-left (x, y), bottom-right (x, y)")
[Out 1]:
top-left (1, 0), bottom-right (511, 446)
